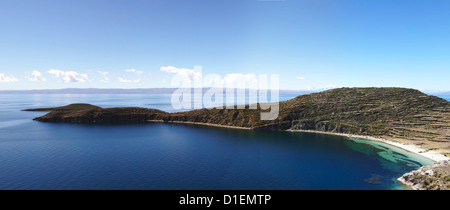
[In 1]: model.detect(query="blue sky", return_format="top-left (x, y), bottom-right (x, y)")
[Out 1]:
top-left (0, 0), bottom-right (449, 91)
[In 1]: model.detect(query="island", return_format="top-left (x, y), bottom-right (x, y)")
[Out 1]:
top-left (24, 87), bottom-right (450, 190)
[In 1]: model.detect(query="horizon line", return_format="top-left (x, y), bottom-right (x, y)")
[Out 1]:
top-left (0, 87), bottom-right (449, 94)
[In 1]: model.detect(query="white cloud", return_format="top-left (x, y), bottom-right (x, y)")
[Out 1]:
top-left (98, 71), bottom-right (109, 77)
top-left (0, 74), bottom-right (19, 83)
top-left (98, 71), bottom-right (109, 82)
top-left (27, 70), bottom-right (46, 82)
top-left (296, 76), bottom-right (305, 80)
top-left (161, 67), bottom-right (261, 89)
top-left (118, 69), bottom-right (144, 83)
top-left (160, 66), bottom-right (201, 81)
top-left (222, 73), bottom-right (258, 85)
top-left (48, 69), bottom-right (88, 83)
top-left (119, 77), bottom-right (140, 83)
top-left (125, 69), bottom-right (143, 76)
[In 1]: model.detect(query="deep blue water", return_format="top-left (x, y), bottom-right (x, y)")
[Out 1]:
top-left (0, 94), bottom-right (444, 190)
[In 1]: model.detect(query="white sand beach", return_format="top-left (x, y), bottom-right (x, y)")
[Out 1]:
top-left (287, 129), bottom-right (449, 162)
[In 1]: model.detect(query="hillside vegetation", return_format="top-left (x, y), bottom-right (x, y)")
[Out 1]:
top-left (27, 87), bottom-right (450, 156)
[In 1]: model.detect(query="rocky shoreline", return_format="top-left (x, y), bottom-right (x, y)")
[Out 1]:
top-left (397, 160), bottom-right (450, 190)
top-left (147, 120), bottom-right (252, 130)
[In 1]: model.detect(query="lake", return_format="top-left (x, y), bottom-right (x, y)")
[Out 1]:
top-left (0, 94), bottom-right (446, 190)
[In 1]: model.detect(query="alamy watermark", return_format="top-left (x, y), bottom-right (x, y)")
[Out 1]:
top-left (169, 66), bottom-right (279, 120)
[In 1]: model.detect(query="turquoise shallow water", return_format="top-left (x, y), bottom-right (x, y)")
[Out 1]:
top-left (0, 94), bottom-right (440, 190)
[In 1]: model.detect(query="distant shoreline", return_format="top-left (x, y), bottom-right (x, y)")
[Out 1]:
top-left (0, 88), bottom-right (313, 95)
top-left (1, 88), bottom-right (449, 100)
top-left (147, 120), bottom-right (252, 130)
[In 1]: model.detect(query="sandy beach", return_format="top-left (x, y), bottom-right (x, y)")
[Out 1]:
top-left (286, 129), bottom-right (449, 162)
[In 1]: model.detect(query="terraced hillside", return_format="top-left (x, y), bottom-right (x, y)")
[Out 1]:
top-left (26, 87), bottom-right (450, 156)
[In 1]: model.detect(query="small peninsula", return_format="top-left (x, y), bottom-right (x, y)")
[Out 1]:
top-left (25, 87), bottom-right (450, 189)
top-left (25, 88), bottom-right (450, 155)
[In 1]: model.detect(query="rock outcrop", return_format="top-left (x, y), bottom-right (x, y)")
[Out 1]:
top-left (398, 161), bottom-right (450, 190)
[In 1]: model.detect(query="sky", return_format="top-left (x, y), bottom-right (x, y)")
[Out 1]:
top-left (0, 0), bottom-right (449, 91)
